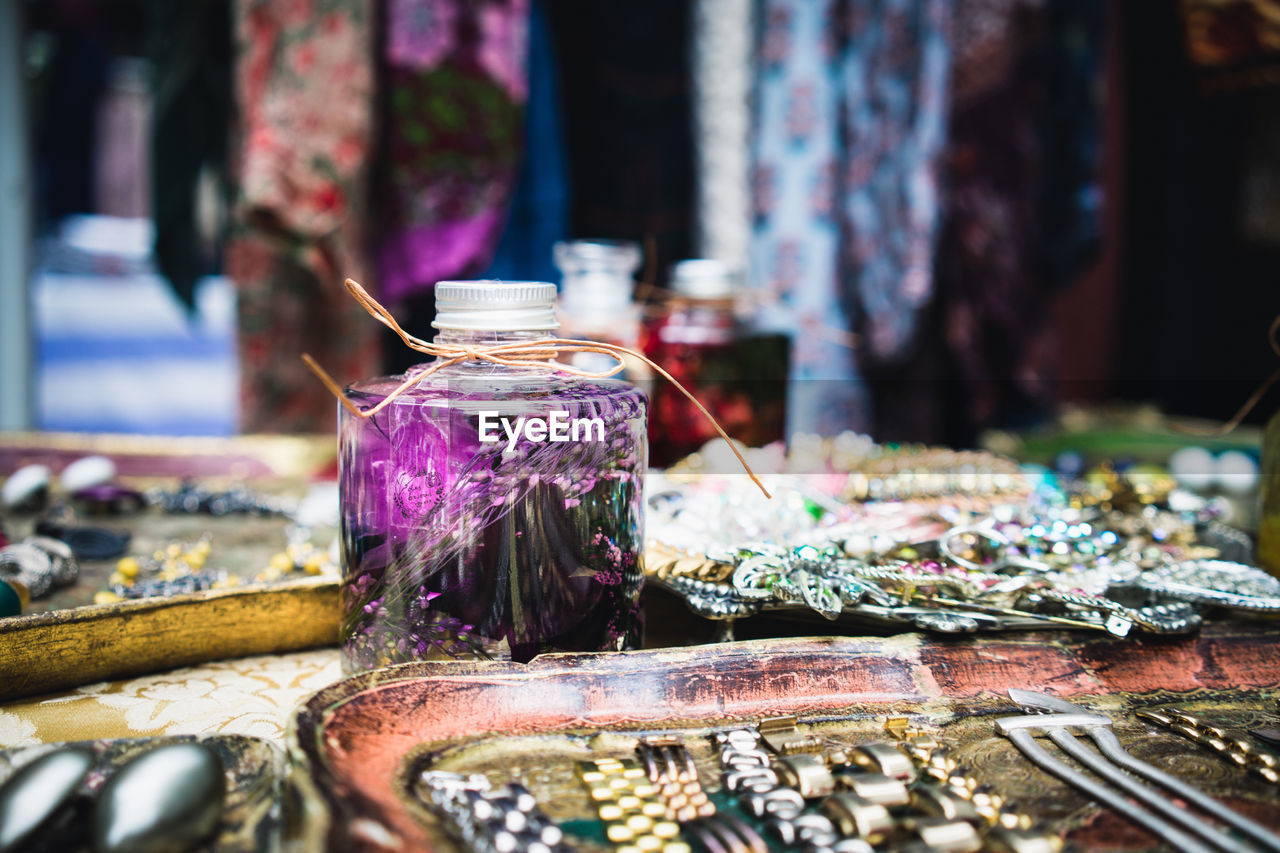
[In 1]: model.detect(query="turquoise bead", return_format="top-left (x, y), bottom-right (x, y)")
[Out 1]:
top-left (0, 581), bottom-right (20, 618)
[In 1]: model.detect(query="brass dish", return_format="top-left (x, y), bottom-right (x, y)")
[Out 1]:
top-left (0, 576), bottom-right (339, 701)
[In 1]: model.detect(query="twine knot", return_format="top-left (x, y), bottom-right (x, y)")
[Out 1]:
top-left (304, 278), bottom-right (771, 497)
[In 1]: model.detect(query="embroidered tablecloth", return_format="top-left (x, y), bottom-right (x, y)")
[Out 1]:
top-left (0, 648), bottom-right (344, 747)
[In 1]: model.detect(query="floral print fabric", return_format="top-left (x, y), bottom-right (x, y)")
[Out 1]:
top-left (749, 0), bottom-right (952, 437)
top-left (378, 0), bottom-right (530, 303)
top-left (225, 0), bottom-right (381, 433)
top-left (0, 651), bottom-right (343, 746)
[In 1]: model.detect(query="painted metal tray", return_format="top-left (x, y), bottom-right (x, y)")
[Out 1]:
top-left (287, 620), bottom-right (1280, 852)
top-left (0, 575), bottom-right (338, 700)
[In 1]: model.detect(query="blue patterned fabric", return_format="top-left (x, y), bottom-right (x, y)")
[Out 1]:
top-left (749, 0), bottom-right (952, 436)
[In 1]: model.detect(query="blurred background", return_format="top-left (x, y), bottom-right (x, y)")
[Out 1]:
top-left (0, 0), bottom-right (1277, 448)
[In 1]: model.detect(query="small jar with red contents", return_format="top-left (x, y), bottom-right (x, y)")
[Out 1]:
top-left (642, 260), bottom-right (789, 467)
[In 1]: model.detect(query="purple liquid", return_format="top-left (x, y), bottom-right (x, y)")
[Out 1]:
top-left (339, 363), bottom-right (646, 672)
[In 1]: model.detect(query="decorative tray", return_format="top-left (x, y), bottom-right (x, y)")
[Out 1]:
top-left (0, 575), bottom-right (338, 700)
top-left (0, 432), bottom-right (342, 700)
top-left (288, 620), bottom-right (1280, 852)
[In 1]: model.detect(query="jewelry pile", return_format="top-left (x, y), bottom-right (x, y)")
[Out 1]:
top-left (95, 532), bottom-right (336, 604)
top-left (648, 436), bottom-right (1279, 637)
top-left (413, 719), bottom-right (1057, 853)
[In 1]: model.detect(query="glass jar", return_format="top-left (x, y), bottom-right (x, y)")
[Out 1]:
top-left (642, 260), bottom-right (789, 467)
top-left (338, 281), bottom-right (647, 672)
top-left (553, 239), bottom-right (642, 347)
top-left (552, 239), bottom-right (652, 391)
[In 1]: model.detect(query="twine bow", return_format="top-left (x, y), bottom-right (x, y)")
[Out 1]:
top-left (303, 279), bottom-right (771, 498)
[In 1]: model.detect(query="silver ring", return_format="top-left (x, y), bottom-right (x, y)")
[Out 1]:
top-left (938, 524), bottom-right (1008, 572)
top-left (28, 536), bottom-right (79, 586)
top-left (0, 543), bottom-right (54, 598)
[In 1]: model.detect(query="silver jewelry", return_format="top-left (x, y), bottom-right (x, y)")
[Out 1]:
top-left (27, 536), bottom-right (78, 586)
top-left (1134, 559), bottom-right (1280, 611)
top-left (416, 771), bottom-right (569, 853)
top-left (0, 543), bottom-right (53, 598)
top-left (0, 536), bottom-right (80, 600)
top-left (714, 719), bottom-right (1054, 852)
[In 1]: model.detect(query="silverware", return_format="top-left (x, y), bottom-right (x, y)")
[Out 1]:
top-left (996, 712), bottom-right (1219, 853)
top-left (1008, 689), bottom-right (1280, 853)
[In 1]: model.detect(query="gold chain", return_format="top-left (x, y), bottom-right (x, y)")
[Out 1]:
top-left (1135, 708), bottom-right (1280, 784)
top-left (577, 758), bottom-right (691, 853)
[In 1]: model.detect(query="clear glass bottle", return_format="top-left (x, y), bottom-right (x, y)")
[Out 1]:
top-left (554, 239), bottom-right (642, 346)
top-left (338, 281), bottom-right (647, 672)
top-left (552, 239), bottom-right (652, 391)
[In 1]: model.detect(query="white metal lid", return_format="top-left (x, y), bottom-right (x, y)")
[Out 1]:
top-left (670, 258), bottom-right (738, 299)
top-left (554, 239), bottom-right (642, 274)
top-left (432, 280), bottom-right (559, 331)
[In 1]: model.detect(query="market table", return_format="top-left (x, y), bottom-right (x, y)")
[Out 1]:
top-left (3, 430), bottom-right (1279, 852)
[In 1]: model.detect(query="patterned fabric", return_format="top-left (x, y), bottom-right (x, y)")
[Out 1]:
top-left (225, 0), bottom-right (381, 433)
top-left (749, 0), bottom-right (953, 437)
top-left (0, 650), bottom-right (343, 747)
top-left (149, 0), bottom-right (232, 311)
top-left (482, 0), bottom-right (569, 285)
top-left (692, 0), bottom-right (754, 269)
top-left (378, 0), bottom-right (530, 303)
top-left (934, 0), bottom-right (1085, 433)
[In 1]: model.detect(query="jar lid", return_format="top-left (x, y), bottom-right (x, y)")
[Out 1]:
top-left (553, 239), bottom-right (642, 274)
top-left (432, 281), bottom-right (559, 331)
top-left (670, 259), bottom-right (738, 299)
top-left (554, 240), bottom-right (641, 321)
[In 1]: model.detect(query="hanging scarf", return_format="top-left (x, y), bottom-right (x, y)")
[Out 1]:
top-left (226, 0), bottom-right (380, 432)
top-left (378, 0), bottom-right (530, 303)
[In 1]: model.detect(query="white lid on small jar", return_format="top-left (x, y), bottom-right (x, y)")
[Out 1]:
top-left (432, 280), bottom-right (560, 331)
top-left (554, 239), bottom-right (641, 323)
top-left (670, 259), bottom-right (738, 299)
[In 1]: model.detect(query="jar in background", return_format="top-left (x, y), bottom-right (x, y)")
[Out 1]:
top-left (552, 239), bottom-right (653, 391)
top-left (642, 259), bottom-right (789, 467)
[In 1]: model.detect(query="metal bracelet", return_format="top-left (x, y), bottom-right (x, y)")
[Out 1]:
top-left (578, 757), bottom-right (691, 853)
top-left (416, 770), bottom-right (569, 853)
top-left (637, 736), bottom-right (716, 822)
top-left (708, 718), bottom-right (1056, 853)
top-left (1136, 708), bottom-right (1280, 784)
